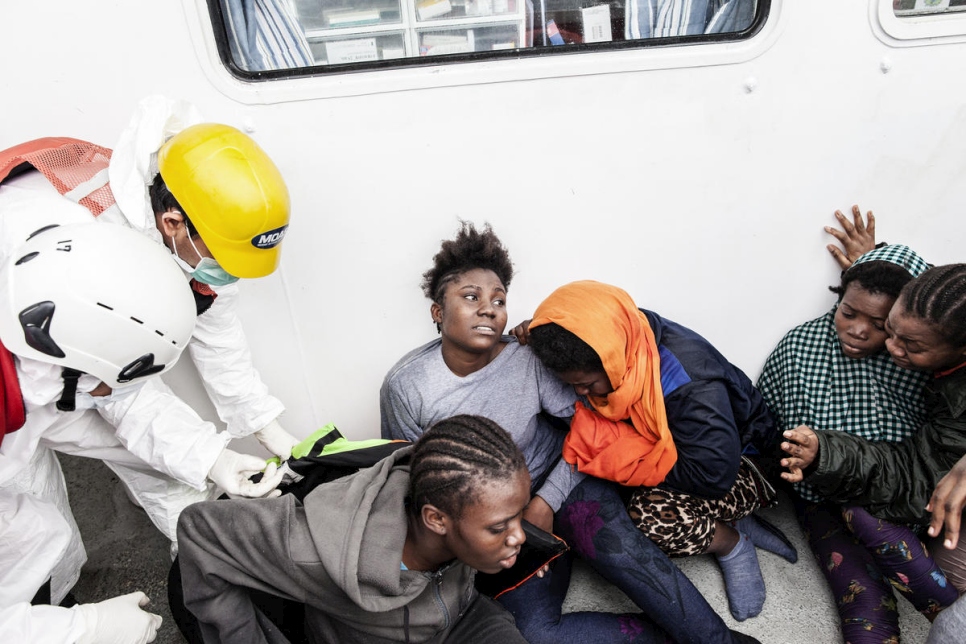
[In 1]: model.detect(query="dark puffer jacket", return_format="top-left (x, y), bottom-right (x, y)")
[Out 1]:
top-left (642, 310), bottom-right (781, 499)
top-left (805, 367), bottom-right (966, 524)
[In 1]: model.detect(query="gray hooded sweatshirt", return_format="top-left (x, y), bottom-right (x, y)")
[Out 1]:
top-left (177, 446), bottom-right (478, 643)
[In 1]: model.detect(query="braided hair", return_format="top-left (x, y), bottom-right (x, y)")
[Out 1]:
top-left (896, 264), bottom-right (966, 347)
top-left (421, 222), bottom-right (514, 305)
top-left (409, 415), bottom-right (526, 519)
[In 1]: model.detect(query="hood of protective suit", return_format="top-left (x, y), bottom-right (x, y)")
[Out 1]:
top-left (108, 95), bottom-right (203, 243)
top-left (302, 445), bottom-right (433, 612)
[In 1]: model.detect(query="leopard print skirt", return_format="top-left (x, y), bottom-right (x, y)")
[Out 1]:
top-left (626, 456), bottom-right (776, 556)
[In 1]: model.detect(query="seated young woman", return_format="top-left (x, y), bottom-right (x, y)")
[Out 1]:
top-left (381, 222), bottom-right (759, 644)
top-left (780, 264), bottom-right (966, 594)
top-left (524, 280), bottom-right (795, 623)
top-left (758, 212), bottom-right (958, 643)
top-left (176, 414), bottom-right (531, 644)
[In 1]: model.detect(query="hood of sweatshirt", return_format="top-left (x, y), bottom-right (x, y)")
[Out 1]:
top-left (301, 445), bottom-right (434, 613)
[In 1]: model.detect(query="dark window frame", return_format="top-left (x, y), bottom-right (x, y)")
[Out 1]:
top-left (206, 0), bottom-right (771, 81)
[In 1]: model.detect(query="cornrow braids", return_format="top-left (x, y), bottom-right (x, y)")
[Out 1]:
top-left (897, 264), bottom-right (966, 347)
top-left (409, 415), bottom-right (526, 519)
top-left (421, 221), bottom-right (514, 304)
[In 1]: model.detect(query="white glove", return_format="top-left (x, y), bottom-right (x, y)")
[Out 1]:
top-left (76, 592), bottom-right (162, 644)
top-left (208, 447), bottom-right (284, 497)
top-left (254, 419), bottom-right (300, 460)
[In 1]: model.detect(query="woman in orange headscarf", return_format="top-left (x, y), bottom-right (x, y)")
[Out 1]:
top-left (528, 280), bottom-right (793, 622)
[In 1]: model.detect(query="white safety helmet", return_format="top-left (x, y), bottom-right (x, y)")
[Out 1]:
top-left (0, 222), bottom-right (196, 388)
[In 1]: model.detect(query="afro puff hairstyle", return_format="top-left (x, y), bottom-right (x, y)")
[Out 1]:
top-left (421, 221), bottom-right (514, 304)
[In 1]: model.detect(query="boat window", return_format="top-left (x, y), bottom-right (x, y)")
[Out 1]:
top-left (206, 0), bottom-right (767, 77)
top-left (894, 0), bottom-right (966, 17)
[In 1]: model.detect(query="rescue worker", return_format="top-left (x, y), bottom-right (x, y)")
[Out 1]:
top-left (0, 96), bottom-right (298, 627)
top-left (0, 221), bottom-right (249, 642)
top-left (108, 95), bottom-right (301, 465)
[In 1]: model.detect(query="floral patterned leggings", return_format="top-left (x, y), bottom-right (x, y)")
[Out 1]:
top-left (799, 499), bottom-right (958, 644)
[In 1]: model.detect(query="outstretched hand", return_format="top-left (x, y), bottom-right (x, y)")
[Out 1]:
top-left (825, 205), bottom-right (876, 270)
top-left (780, 425), bottom-right (819, 483)
top-left (208, 448), bottom-right (284, 498)
top-left (926, 453), bottom-right (966, 550)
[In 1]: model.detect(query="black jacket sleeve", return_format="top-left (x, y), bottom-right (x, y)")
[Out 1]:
top-left (807, 418), bottom-right (966, 524)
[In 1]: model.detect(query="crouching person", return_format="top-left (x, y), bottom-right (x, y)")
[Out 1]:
top-left (177, 415), bottom-right (530, 644)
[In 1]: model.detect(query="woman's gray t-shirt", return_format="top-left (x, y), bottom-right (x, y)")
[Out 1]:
top-left (379, 337), bottom-right (581, 511)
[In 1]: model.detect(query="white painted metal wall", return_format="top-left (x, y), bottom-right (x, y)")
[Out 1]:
top-left (2, 0), bottom-right (964, 444)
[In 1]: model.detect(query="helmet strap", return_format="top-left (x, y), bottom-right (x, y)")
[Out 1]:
top-left (55, 368), bottom-right (83, 412)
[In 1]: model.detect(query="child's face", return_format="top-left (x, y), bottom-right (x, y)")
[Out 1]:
top-left (885, 306), bottom-right (966, 373)
top-left (834, 284), bottom-right (894, 359)
top-left (557, 368), bottom-right (614, 397)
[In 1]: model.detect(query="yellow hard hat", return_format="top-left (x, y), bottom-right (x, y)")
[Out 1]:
top-left (157, 123), bottom-right (290, 279)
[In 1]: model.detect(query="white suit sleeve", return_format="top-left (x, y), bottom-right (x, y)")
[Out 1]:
top-left (0, 603), bottom-right (89, 643)
top-left (187, 284), bottom-right (284, 438)
top-left (97, 378), bottom-right (230, 490)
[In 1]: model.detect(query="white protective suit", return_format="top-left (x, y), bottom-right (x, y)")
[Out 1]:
top-left (0, 97), bottom-right (286, 642)
top-left (108, 96), bottom-right (286, 441)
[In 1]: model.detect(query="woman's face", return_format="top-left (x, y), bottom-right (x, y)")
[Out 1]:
top-left (886, 305), bottom-right (966, 373)
top-left (445, 468), bottom-right (530, 575)
top-left (833, 284), bottom-right (895, 359)
top-left (432, 268), bottom-right (508, 357)
top-left (556, 368), bottom-right (614, 397)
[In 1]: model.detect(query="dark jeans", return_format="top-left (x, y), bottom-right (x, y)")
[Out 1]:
top-left (499, 477), bottom-right (742, 644)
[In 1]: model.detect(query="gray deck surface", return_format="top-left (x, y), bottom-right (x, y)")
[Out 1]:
top-left (62, 453), bottom-right (931, 644)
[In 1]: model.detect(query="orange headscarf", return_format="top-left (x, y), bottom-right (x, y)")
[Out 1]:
top-left (530, 281), bottom-right (677, 486)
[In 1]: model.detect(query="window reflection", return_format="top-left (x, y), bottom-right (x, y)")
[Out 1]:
top-left (215, 0), bottom-right (760, 71)
top-left (893, 0), bottom-right (966, 15)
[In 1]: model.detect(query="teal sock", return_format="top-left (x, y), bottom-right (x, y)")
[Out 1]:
top-left (717, 533), bottom-right (766, 621)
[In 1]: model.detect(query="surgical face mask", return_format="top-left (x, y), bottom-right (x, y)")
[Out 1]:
top-left (190, 256), bottom-right (239, 287)
top-left (168, 231), bottom-right (240, 287)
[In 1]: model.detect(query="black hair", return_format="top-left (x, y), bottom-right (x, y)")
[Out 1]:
top-left (421, 221), bottom-right (514, 304)
top-left (829, 260), bottom-right (914, 301)
top-left (529, 323), bottom-right (604, 374)
top-left (896, 264), bottom-right (966, 347)
top-left (148, 174), bottom-right (199, 238)
top-left (408, 414), bottom-right (526, 519)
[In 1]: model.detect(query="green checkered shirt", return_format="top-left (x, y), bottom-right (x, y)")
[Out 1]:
top-left (757, 244), bottom-right (930, 502)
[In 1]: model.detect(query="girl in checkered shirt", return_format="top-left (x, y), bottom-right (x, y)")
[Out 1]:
top-left (759, 230), bottom-right (958, 643)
